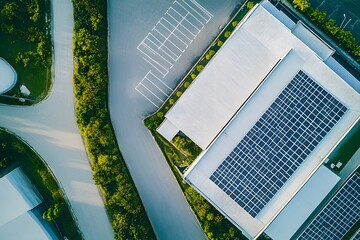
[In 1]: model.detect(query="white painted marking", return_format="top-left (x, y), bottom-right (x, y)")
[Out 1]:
top-left (135, 85), bottom-right (160, 108)
top-left (145, 76), bottom-right (169, 97)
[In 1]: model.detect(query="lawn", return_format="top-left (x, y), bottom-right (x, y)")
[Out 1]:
top-left (0, 0), bottom-right (52, 105)
top-left (0, 128), bottom-right (83, 240)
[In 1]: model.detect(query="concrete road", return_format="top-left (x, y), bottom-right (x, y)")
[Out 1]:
top-left (0, 0), bottom-right (114, 239)
top-left (108, 0), bottom-right (243, 239)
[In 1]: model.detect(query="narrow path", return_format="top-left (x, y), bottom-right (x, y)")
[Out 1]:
top-left (0, 0), bottom-right (113, 239)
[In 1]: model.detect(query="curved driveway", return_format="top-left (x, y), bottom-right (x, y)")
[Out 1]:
top-left (0, 0), bottom-right (113, 239)
top-left (108, 0), bottom-right (241, 239)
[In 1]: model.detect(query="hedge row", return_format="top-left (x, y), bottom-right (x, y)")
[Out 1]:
top-left (291, 0), bottom-right (360, 62)
top-left (72, 0), bottom-right (155, 239)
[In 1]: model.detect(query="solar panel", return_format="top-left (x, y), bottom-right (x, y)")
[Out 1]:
top-left (298, 173), bottom-right (360, 240)
top-left (210, 70), bottom-right (347, 217)
top-left (352, 230), bottom-right (360, 240)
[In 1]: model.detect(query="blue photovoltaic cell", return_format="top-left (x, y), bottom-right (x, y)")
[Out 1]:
top-left (352, 230), bottom-right (360, 240)
top-left (210, 70), bottom-right (347, 217)
top-left (298, 173), bottom-right (360, 240)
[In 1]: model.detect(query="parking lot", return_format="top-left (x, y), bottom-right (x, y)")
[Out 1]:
top-left (136, 0), bottom-right (213, 107)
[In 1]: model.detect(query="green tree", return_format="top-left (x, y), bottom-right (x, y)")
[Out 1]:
top-left (1, 2), bottom-right (19, 20)
top-left (224, 31), bottom-right (231, 38)
top-left (42, 203), bottom-right (65, 221)
top-left (325, 19), bottom-right (339, 35)
top-left (231, 21), bottom-right (238, 27)
top-left (293, 0), bottom-right (311, 12)
top-left (196, 65), bottom-right (204, 72)
top-left (217, 40), bottom-right (223, 47)
top-left (309, 8), bottom-right (326, 25)
top-left (246, 1), bottom-right (254, 9)
top-left (191, 73), bottom-right (197, 80)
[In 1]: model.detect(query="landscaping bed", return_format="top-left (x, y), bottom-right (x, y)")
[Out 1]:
top-left (0, 128), bottom-right (82, 239)
top-left (0, 0), bottom-right (52, 105)
top-left (72, 0), bottom-right (155, 239)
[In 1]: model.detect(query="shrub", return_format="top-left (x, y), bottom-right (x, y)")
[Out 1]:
top-left (293, 0), bottom-right (311, 12)
top-left (191, 73), bottom-right (197, 80)
top-left (246, 1), bottom-right (254, 9)
top-left (176, 91), bottom-right (182, 97)
top-left (169, 98), bottom-right (175, 105)
top-left (232, 21), bottom-right (238, 27)
top-left (42, 203), bottom-right (65, 222)
top-left (196, 65), bottom-right (204, 72)
top-left (224, 31), bottom-right (231, 38)
top-left (184, 82), bottom-right (190, 88)
top-left (217, 40), bottom-right (223, 47)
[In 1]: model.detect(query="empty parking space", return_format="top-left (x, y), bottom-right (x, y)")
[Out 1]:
top-left (136, 0), bottom-right (212, 106)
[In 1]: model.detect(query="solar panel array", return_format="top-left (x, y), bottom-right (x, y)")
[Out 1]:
top-left (298, 173), bottom-right (360, 240)
top-left (210, 70), bottom-right (347, 217)
top-left (352, 230), bottom-right (360, 240)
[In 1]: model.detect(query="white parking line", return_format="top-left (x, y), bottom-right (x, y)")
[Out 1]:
top-left (138, 44), bottom-right (171, 72)
top-left (135, 85), bottom-right (160, 108)
top-left (142, 42), bottom-right (174, 68)
top-left (145, 76), bottom-right (169, 97)
top-left (136, 0), bottom-right (213, 107)
top-left (190, 0), bottom-right (213, 18)
top-left (142, 57), bottom-right (168, 77)
top-left (146, 35), bottom-right (179, 61)
top-left (175, 1), bottom-right (206, 24)
top-left (160, 17), bottom-right (189, 48)
top-left (149, 71), bottom-right (173, 91)
top-left (171, 5), bottom-right (203, 33)
top-left (165, 11), bottom-right (195, 40)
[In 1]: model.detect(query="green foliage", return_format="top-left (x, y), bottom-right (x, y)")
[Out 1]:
top-left (72, 1), bottom-right (155, 238)
top-left (246, 1), bottom-right (254, 9)
top-left (196, 64), bottom-right (204, 72)
top-left (309, 8), bottom-right (326, 25)
top-left (293, 0), bottom-right (311, 12)
top-left (325, 19), bottom-right (339, 35)
top-left (176, 91), bottom-right (182, 97)
top-left (231, 21), bottom-right (238, 27)
top-left (185, 184), bottom-right (245, 240)
top-left (43, 203), bottom-right (65, 221)
top-left (171, 135), bottom-right (202, 160)
top-left (290, 1), bottom-right (360, 63)
top-left (224, 31), bottom-right (231, 38)
top-left (205, 49), bottom-right (216, 60)
top-left (217, 40), bottom-right (223, 47)
top-left (169, 98), bottom-right (175, 105)
top-left (184, 82), bottom-right (190, 88)
top-left (0, 0), bottom-right (50, 69)
top-left (191, 73), bottom-right (197, 80)
top-left (144, 112), bottom-right (165, 131)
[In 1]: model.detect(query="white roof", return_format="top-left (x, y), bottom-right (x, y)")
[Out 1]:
top-left (0, 168), bottom-right (56, 240)
top-left (162, 1), bottom-right (345, 150)
top-left (181, 2), bottom-right (360, 239)
top-left (0, 57), bottom-right (17, 94)
top-left (0, 211), bottom-right (57, 240)
top-left (0, 168), bottom-right (42, 226)
top-left (264, 166), bottom-right (340, 240)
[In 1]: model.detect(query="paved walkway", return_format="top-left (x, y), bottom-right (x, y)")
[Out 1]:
top-left (0, 0), bottom-right (113, 239)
